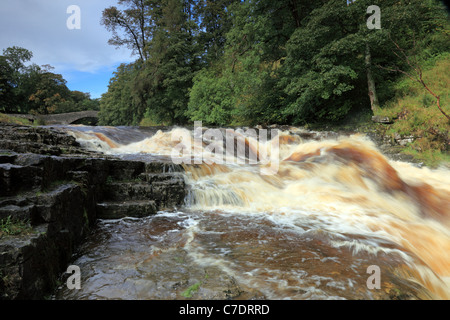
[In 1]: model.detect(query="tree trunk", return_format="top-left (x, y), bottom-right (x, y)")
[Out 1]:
top-left (289, 0), bottom-right (301, 28)
top-left (365, 43), bottom-right (380, 113)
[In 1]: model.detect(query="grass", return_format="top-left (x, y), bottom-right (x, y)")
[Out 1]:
top-left (0, 216), bottom-right (33, 238)
top-left (139, 117), bottom-right (161, 127)
top-left (402, 146), bottom-right (450, 168)
top-left (180, 272), bottom-right (209, 298)
top-left (181, 281), bottom-right (202, 298)
top-left (0, 113), bottom-right (32, 126)
top-left (139, 116), bottom-right (170, 127)
top-left (374, 52), bottom-right (450, 167)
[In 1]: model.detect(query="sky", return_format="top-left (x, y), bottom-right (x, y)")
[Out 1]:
top-left (0, 0), bottom-right (135, 99)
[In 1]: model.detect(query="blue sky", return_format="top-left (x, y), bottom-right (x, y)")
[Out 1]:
top-left (0, 0), bottom-right (135, 99)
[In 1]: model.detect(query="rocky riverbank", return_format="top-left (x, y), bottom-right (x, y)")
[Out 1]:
top-left (0, 124), bottom-right (185, 299)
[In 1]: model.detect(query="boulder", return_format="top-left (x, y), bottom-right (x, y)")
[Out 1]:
top-left (372, 115), bottom-right (393, 124)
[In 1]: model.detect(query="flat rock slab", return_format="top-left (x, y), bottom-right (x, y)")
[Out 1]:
top-left (96, 200), bottom-right (158, 220)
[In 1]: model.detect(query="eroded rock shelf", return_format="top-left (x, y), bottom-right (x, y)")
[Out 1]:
top-left (0, 124), bottom-right (185, 299)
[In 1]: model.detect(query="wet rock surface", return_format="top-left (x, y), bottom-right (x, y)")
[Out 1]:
top-left (0, 124), bottom-right (186, 299)
top-left (0, 124), bottom-right (89, 156)
top-left (53, 210), bottom-right (426, 301)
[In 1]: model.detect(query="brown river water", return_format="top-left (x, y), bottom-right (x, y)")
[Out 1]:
top-left (54, 125), bottom-right (449, 300)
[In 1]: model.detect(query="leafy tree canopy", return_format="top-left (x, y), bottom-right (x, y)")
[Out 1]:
top-left (0, 46), bottom-right (99, 115)
top-left (99, 0), bottom-right (450, 126)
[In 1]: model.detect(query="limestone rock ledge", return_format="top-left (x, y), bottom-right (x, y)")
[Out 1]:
top-left (0, 125), bottom-right (186, 299)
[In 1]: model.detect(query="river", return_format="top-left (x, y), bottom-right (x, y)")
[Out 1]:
top-left (54, 125), bottom-right (449, 300)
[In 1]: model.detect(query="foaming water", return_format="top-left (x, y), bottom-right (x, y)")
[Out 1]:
top-left (57, 125), bottom-right (450, 300)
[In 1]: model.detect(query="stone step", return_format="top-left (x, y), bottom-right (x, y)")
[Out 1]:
top-left (0, 203), bottom-right (35, 224)
top-left (106, 159), bottom-right (145, 181)
top-left (140, 173), bottom-right (185, 208)
top-left (0, 223), bottom-right (51, 299)
top-left (0, 125), bottom-right (80, 146)
top-left (152, 179), bottom-right (186, 209)
top-left (102, 173), bottom-right (185, 207)
top-left (144, 162), bottom-right (184, 174)
top-left (0, 140), bottom-right (63, 156)
top-left (104, 172), bottom-right (184, 195)
top-left (0, 163), bottom-right (43, 197)
top-left (103, 182), bottom-right (152, 201)
top-left (138, 172), bottom-right (185, 183)
top-left (96, 200), bottom-right (157, 220)
top-left (0, 152), bottom-right (17, 164)
top-left (0, 125), bottom-right (192, 299)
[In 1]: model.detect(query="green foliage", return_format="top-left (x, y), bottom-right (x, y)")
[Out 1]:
top-left (28, 71), bottom-right (72, 115)
top-left (0, 46), bottom-right (100, 115)
top-left (0, 216), bottom-right (33, 237)
top-left (403, 146), bottom-right (450, 168)
top-left (375, 53), bottom-right (450, 167)
top-left (186, 0), bottom-right (303, 126)
top-left (278, 0), bottom-right (441, 123)
top-left (0, 47), bottom-right (35, 113)
top-left (194, 0), bottom-right (240, 63)
top-left (0, 112), bottom-right (32, 125)
top-left (181, 281), bottom-right (201, 298)
top-left (187, 67), bottom-right (235, 126)
top-left (100, 0), bottom-right (202, 126)
top-left (142, 23), bottom-right (200, 125)
top-left (280, 1), bottom-right (362, 122)
top-left (180, 272), bottom-right (209, 298)
top-left (99, 63), bottom-right (141, 126)
top-left (98, 0), bottom-right (450, 127)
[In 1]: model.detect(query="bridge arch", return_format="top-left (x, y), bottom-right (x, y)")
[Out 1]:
top-left (42, 111), bottom-right (100, 125)
top-left (7, 111), bottom-right (100, 125)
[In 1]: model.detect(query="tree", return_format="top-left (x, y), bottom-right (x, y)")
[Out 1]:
top-left (99, 0), bottom-right (449, 126)
top-left (0, 55), bottom-right (15, 113)
top-left (193, 0), bottom-right (239, 63)
top-left (186, 0), bottom-right (316, 126)
top-left (1, 46), bottom-right (102, 115)
top-left (28, 71), bottom-right (72, 114)
top-left (0, 47), bottom-right (34, 113)
top-left (365, 42), bottom-right (380, 113)
top-left (278, 0), bottom-right (444, 124)
top-left (133, 0), bottom-right (201, 125)
top-left (187, 66), bottom-right (235, 126)
top-left (101, 0), bottom-right (153, 62)
top-left (99, 63), bottom-right (139, 126)
top-left (2, 46), bottom-right (33, 73)
top-left (101, 0), bottom-right (202, 125)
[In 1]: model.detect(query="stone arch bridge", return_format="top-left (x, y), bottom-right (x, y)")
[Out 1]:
top-left (11, 111), bottom-right (99, 125)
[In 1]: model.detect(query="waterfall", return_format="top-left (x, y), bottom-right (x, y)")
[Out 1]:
top-left (64, 125), bottom-right (450, 299)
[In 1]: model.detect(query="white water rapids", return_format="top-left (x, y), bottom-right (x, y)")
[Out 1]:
top-left (55, 125), bottom-right (449, 300)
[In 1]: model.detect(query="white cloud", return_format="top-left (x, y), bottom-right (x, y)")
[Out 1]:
top-left (0, 0), bottom-right (135, 74)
